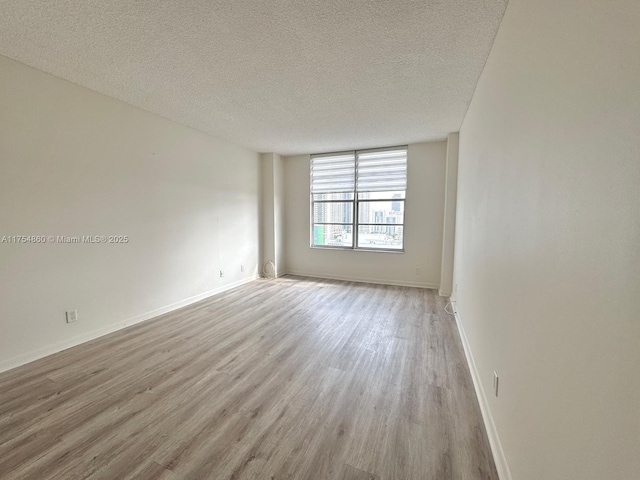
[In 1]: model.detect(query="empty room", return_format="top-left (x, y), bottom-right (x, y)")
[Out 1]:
top-left (1, 1), bottom-right (638, 479)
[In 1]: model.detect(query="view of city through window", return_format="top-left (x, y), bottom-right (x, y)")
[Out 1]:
top-left (310, 146), bottom-right (407, 251)
top-left (312, 190), bottom-right (405, 249)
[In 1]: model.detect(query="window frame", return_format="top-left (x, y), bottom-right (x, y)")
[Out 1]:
top-left (310, 146), bottom-right (407, 253)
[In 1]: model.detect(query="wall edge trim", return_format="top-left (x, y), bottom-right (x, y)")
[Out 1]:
top-left (283, 270), bottom-right (439, 289)
top-left (453, 302), bottom-right (513, 480)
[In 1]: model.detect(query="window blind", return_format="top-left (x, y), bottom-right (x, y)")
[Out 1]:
top-left (356, 147), bottom-right (407, 192)
top-left (310, 152), bottom-right (355, 194)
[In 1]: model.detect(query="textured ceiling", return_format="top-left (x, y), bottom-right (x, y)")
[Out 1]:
top-left (0, 0), bottom-right (507, 155)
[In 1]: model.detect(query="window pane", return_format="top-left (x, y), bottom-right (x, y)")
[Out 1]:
top-left (357, 225), bottom-right (404, 250)
top-left (358, 200), bottom-right (404, 225)
top-left (313, 224), bottom-right (353, 247)
top-left (313, 192), bottom-right (355, 201)
top-left (313, 202), bottom-right (353, 224)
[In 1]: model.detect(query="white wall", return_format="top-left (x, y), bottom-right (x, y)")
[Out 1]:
top-left (273, 154), bottom-right (285, 275)
top-left (439, 132), bottom-right (459, 296)
top-left (283, 142), bottom-right (446, 288)
top-left (260, 152), bottom-right (285, 276)
top-left (0, 55), bottom-right (261, 372)
top-left (261, 153), bottom-right (275, 272)
top-left (453, 1), bottom-right (640, 479)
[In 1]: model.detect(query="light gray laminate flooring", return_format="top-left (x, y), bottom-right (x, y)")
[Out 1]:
top-left (0, 276), bottom-right (498, 480)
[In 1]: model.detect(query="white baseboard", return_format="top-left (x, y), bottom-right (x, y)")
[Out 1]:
top-left (0, 276), bottom-right (259, 374)
top-left (283, 270), bottom-right (439, 289)
top-left (453, 303), bottom-right (512, 480)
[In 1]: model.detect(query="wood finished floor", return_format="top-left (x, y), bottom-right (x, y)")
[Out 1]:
top-left (0, 276), bottom-right (498, 480)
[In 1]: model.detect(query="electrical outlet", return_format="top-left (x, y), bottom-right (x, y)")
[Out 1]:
top-left (66, 310), bottom-right (78, 323)
top-left (219, 270), bottom-right (224, 278)
top-left (493, 371), bottom-right (499, 397)
top-left (415, 267), bottom-right (421, 275)
top-left (241, 265), bottom-right (245, 273)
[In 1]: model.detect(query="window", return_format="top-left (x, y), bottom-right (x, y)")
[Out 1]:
top-left (311, 146), bottom-right (407, 251)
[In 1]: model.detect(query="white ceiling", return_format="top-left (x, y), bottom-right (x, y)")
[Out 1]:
top-left (0, 0), bottom-right (507, 156)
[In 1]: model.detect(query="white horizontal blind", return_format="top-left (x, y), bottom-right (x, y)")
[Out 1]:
top-left (310, 152), bottom-right (356, 194)
top-left (356, 147), bottom-right (407, 192)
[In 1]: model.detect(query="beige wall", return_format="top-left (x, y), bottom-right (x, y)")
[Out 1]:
top-left (283, 142), bottom-right (446, 287)
top-left (0, 55), bottom-right (261, 372)
top-left (453, 0), bottom-right (640, 479)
